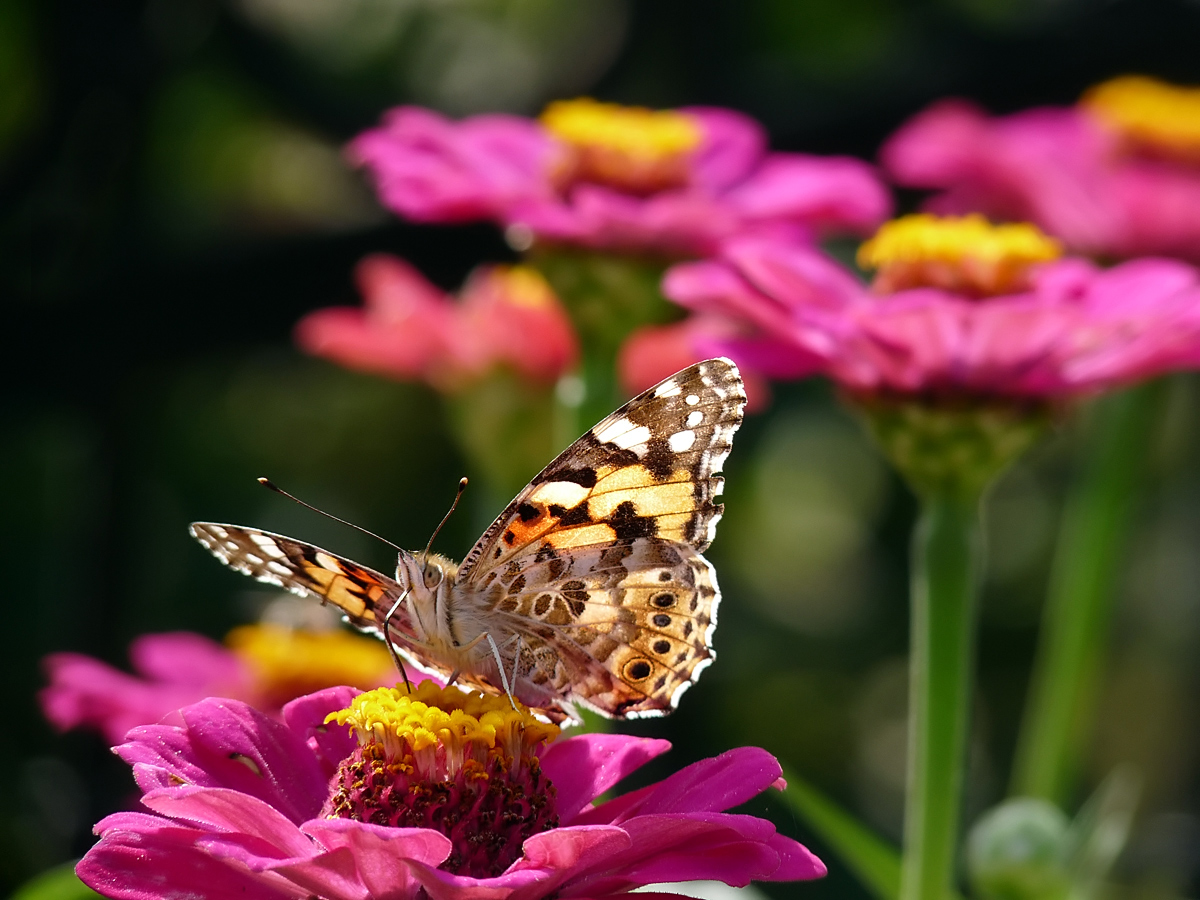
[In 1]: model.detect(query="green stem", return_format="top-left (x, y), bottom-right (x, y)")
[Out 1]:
top-left (901, 489), bottom-right (984, 900)
top-left (1011, 380), bottom-right (1168, 804)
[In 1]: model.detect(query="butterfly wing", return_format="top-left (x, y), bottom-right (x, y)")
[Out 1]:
top-left (188, 523), bottom-right (447, 673)
top-left (457, 357), bottom-right (745, 718)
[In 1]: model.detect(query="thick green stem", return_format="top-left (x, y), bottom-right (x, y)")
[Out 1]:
top-left (1011, 380), bottom-right (1167, 804)
top-left (901, 489), bottom-right (984, 900)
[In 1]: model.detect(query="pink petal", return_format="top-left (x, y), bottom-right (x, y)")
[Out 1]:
top-left (580, 747), bottom-right (784, 823)
top-left (128, 632), bottom-right (246, 686)
top-left (684, 107), bottom-right (767, 192)
top-left (117, 698), bottom-right (326, 825)
top-left (78, 820), bottom-right (304, 900)
top-left (281, 686), bottom-right (362, 777)
top-left (140, 786), bottom-right (313, 857)
top-left (725, 153), bottom-right (891, 235)
top-left (542, 735), bottom-right (672, 823)
top-left (302, 819), bottom-right (451, 899)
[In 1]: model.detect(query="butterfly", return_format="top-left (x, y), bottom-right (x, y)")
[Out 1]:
top-left (191, 358), bottom-right (745, 724)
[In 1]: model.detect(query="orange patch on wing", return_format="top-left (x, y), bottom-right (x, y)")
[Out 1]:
top-left (543, 522), bottom-right (618, 550)
top-left (501, 512), bottom-right (558, 549)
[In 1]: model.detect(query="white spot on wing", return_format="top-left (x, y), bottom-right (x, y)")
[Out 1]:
top-left (668, 430), bottom-right (696, 452)
top-left (530, 481), bottom-right (590, 508)
top-left (685, 411), bottom-right (703, 428)
top-left (685, 394), bottom-right (700, 406)
top-left (655, 380), bottom-right (682, 398)
top-left (595, 418), bottom-right (651, 451)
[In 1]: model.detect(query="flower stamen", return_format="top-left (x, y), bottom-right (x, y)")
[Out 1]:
top-left (1082, 75), bottom-right (1200, 166)
top-left (323, 683), bottom-right (560, 877)
top-left (858, 214), bottom-right (1062, 297)
top-left (540, 98), bottom-right (703, 195)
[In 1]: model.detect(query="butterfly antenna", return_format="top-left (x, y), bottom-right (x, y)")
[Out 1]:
top-left (423, 477), bottom-right (468, 562)
top-left (257, 478), bottom-right (404, 553)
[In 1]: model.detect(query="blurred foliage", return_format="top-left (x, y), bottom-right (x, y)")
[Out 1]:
top-left (6, 1), bottom-right (1200, 899)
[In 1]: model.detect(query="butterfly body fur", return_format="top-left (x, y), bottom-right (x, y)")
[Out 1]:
top-left (191, 358), bottom-right (746, 724)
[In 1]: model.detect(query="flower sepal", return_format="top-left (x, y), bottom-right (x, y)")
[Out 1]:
top-left (853, 396), bottom-right (1049, 500)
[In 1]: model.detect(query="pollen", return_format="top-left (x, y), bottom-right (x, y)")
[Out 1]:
top-left (1082, 75), bottom-right (1200, 166)
top-left (540, 98), bottom-right (703, 195)
top-left (226, 624), bottom-right (393, 707)
top-left (323, 683), bottom-right (560, 877)
top-left (858, 214), bottom-right (1062, 297)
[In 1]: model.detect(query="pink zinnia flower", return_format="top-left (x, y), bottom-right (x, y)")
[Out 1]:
top-left (296, 256), bottom-right (579, 390)
top-left (41, 627), bottom-right (399, 743)
top-left (664, 214), bottom-right (1200, 399)
top-left (77, 683), bottom-right (823, 900)
top-left (350, 98), bottom-right (890, 257)
top-left (882, 76), bottom-right (1200, 262)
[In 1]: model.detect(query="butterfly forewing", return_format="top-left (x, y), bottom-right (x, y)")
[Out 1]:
top-left (189, 524), bottom-right (410, 636)
top-left (454, 357), bottom-right (745, 718)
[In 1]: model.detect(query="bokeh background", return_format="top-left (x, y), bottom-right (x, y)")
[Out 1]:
top-left (7, 1), bottom-right (1200, 897)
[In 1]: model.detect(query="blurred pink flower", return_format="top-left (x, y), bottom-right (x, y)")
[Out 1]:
top-left (41, 627), bottom-right (400, 743)
top-left (77, 685), bottom-right (824, 900)
top-left (882, 77), bottom-right (1200, 262)
top-left (296, 256), bottom-right (579, 389)
top-left (663, 231), bottom-right (1200, 399)
top-left (350, 99), bottom-right (890, 257)
top-left (618, 319), bottom-right (771, 411)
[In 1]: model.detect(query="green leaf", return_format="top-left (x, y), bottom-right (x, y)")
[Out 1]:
top-left (10, 862), bottom-right (102, 900)
top-left (777, 766), bottom-right (902, 900)
top-left (777, 767), bottom-right (968, 900)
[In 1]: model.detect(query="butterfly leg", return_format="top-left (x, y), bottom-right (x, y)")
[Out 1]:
top-left (484, 632), bottom-right (518, 711)
top-left (382, 590), bottom-right (413, 691)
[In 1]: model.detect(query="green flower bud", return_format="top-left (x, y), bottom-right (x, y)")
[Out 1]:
top-left (967, 798), bottom-right (1072, 900)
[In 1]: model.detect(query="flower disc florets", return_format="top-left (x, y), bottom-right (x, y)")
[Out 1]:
top-left (858, 214), bottom-right (1062, 296)
top-left (322, 682), bottom-right (560, 877)
top-left (540, 98), bottom-right (703, 195)
top-left (1083, 75), bottom-right (1200, 166)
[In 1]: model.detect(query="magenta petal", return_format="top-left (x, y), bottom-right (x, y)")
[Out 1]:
top-left (541, 734), bottom-right (672, 823)
top-left (727, 153), bottom-right (891, 234)
top-left (282, 686), bottom-right (362, 776)
top-left (764, 831), bottom-right (827, 881)
top-left (685, 106), bottom-right (767, 192)
top-left (200, 835), bottom-right (366, 900)
top-left (129, 632), bottom-right (245, 686)
top-left (78, 821), bottom-right (303, 900)
top-left (118, 698), bottom-right (327, 824)
top-left (302, 818), bottom-right (451, 899)
top-left (561, 816), bottom-right (784, 896)
top-left (40, 653), bottom-right (205, 744)
top-left (594, 747), bottom-right (784, 821)
top-left (140, 786), bottom-right (313, 857)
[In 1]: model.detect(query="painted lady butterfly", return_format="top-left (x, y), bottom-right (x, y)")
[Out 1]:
top-left (191, 358), bottom-right (745, 724)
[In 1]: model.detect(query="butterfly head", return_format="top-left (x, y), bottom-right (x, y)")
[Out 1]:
top-left (392, 550), bottom-right (461, 641)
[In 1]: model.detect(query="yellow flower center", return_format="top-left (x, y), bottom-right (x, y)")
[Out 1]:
top-left (323, 683), bottom-right (561, 877)
top-left (490, 265), bottom-right (558, 309)
top-left (1082, 75), bottom-right (1200, 166)
top-left (857, 214), bottom-right (1062, 297)
top-left (539, 98), bottom-right (703, 195)
top-left (327, 681), bottom-right (559, 777)
top-left (226, 624), bottom-right (392, 706)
